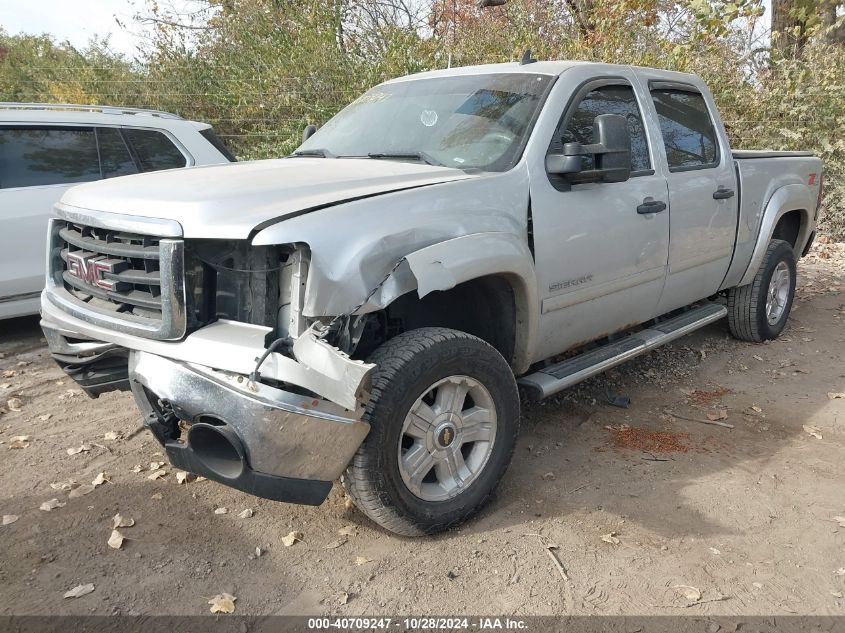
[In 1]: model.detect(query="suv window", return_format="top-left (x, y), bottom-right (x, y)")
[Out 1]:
top-left (123, 128), bottom-right (187, 172)
top-left (96, 127), bottom-right (139, 179)
top-left (553, 84), bottom-right (651, 174)
top-left (0, 127), bottom-right (100, 188)
top-left (650, 88), bottom-right (718, 170)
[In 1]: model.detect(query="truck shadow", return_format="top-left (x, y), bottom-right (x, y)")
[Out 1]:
top-left (462, 288), bottom-right (843, 542)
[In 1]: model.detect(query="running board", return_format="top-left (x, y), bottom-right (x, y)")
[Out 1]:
top-left (518, 303), bottom-right (727, 401)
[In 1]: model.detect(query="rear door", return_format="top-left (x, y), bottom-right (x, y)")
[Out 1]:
top-left (529, 68), bottom-right (670, 356)
top-left (641, 80), bottom-right (739, 314)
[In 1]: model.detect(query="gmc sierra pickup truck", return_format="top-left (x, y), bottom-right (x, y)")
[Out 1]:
top-left (40, 61), bottom-right (823, 536)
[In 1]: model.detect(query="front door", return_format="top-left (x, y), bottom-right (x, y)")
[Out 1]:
top-left (529, 72), bottom-right (670, 357)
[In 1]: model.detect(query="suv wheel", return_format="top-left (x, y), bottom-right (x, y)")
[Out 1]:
top-left (727, 239), bottom-right (796, 342)
top-left (342, 327), bottom-right (520, 536)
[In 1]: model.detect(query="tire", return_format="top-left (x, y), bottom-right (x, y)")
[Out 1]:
top-left (342, 327), bottom-right (520, 536)
top-left (727, 239), bottom-right (796, 342)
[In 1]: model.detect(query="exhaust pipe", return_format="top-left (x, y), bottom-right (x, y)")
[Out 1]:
top-left (187, 420), bottom-right (246, 480)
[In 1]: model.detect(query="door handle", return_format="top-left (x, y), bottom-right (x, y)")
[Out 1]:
top-left (713, 186), bottom-right (735, 200)
top-left (637, 198), bottom-right (667, 214)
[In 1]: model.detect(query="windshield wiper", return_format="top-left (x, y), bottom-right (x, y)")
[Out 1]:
top-left (366, 152), bottom-right (443, 167)
top-left (292, 148), bottom-right (334, 158)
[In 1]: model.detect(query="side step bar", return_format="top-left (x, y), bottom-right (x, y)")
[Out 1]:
top-left (518, 303), bottom-right (727, 401)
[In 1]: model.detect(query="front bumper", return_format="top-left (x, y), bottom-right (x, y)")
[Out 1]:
top-left (130, 352), bottom-right (370, 504)
top-left (41, 289), bottom-right (376, 505)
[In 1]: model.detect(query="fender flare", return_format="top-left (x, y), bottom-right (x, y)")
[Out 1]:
top-left (402, 232), bottom-right (539, 375)
top-left (736, 184), bottom-right (814, 287)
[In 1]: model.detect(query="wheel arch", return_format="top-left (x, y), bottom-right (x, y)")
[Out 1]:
top-left (736, 184), bottom-right (814, 287)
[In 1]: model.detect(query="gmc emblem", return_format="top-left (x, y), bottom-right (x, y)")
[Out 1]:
top-left (66, 253), bottom-right (119, 291)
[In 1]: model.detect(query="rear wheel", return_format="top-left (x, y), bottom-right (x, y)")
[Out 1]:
top-left (342, 327), bottom-right (519, 536)
top-left (727, 239), bottom-right (796, 342)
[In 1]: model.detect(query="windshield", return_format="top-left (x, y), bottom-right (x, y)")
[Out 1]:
top-left (297, 73), bottom-right (554, 171)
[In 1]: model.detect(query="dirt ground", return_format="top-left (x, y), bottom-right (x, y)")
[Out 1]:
top-left (1, 242), bottom-right (844, 618)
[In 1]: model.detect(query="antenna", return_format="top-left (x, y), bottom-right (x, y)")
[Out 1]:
top-left (520, 50), bottom-right (537, 65)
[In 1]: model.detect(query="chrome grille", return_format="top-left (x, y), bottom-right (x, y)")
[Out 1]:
top-left (59, 222), bottom-right (164, 319)
top-left (46, 216), bottom-right (187, 340)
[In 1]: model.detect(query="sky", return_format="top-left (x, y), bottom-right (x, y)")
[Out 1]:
top-left (0, 0), bottom-right (165, 57)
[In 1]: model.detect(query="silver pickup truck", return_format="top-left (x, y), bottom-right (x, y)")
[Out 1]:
top-left (40, 60), bottom-right (823, 536)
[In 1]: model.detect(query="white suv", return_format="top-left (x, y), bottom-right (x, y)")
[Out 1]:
top-left (0, 103), bottom-right (234, 319)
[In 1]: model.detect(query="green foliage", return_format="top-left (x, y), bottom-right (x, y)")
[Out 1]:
top-left (0, 1), bottom-right (841, 235)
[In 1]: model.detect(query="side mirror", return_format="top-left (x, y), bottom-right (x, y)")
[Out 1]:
top-left (546, 113), bottom-right (632, 184)
top-left (302, 124), bottom-right (317, 143)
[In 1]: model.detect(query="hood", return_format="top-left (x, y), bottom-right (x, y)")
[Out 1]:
top-left (58, 158), bottom-right (475, 239)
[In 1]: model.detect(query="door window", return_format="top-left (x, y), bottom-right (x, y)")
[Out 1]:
top-left (0, 127), bottom-right (100, 188)
top-left (122, 128), bottom-right (187, 172)
top-left (649, 88), bottom-right (718, 171)
top-left (97, 127), bottom-right (139, 178)
top-left (551, 84), bottom-right (651, 174)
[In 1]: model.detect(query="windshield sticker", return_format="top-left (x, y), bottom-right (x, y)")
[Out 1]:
top-left (353, 91), bottom-right (391, 105)
top-left (420, 110), bottom-right (438, 127)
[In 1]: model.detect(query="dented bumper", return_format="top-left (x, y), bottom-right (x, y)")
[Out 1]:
top-left (41, 291), bottom-right (375, 504)
top-left (130, 352), bottom-right (370, 504)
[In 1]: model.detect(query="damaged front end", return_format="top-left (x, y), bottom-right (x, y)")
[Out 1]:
top-left (41, 207), bottom-right (374, 505)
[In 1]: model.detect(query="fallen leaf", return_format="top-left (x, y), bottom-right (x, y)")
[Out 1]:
top-left (64, 583), bottom-right (95, 599)
top-left (40, 498), bottom-right (66, 511)
top-left (2, 515), bottom-right (19, 526)
top-left (338, 525), bottom-right (357, 537)
top-left (339, 591), bottom-right (350, 605)
top-left (254, 547), bottom-right (263, 558)
top-left (107, 530), bottom-right (124, 550)
top-left (103, 432), bottom-right (118, 441)
top-left (91, 472), bottom-right (109, 487)
top-left (39, 414), bottom-right (52, 421)
top-left (541, 472), bottom-right (556, 481)
top-left (208, 593), bottom-right (237, 614)
top-left (803, 425), bottom-right (823, 440)
top-left (835, 568), bottom-right (845, 577)
top-left (282, 531), bottom-right (303, 547)
top-left (150, 493), bottom-right (163, 500)
top-left (709, 547), bottom-right (721, 555)
top-left (355, 556), bottom-right (373, 565)
top-left (752, 355), bottom-right (764, 362)
top-left (149, 461), bottom-right (164, 470)
top-left (175, 471), bottom-right (194, 485)
top-left (750, 405), bottom-right (763, 413)
top-left (7, 398), bottom-right (23, 412)
top-left (237, 509), bottom-right (253, 519)
top-left (828, 392), bottom-right (845, 400)
top-left (130, 464), bottom-right (143, 473)
top-left (324, 538), bottom-right (347, 549)
top-left (50, 480), bottom-right (77, 492)
top-left (214, 507), bottom-right (228, 515)
top-left (1, 370), bottom-right (16, 378)
top-left (600, 532), bottom-right (620, 545)
top-left (112, 513), bottom-right (135, 529)
top-left (66, 444), bottom-right (90, 456)
top-left (831, 591), bottom-right (844, 599)
top-left (673, 585), bottom-right (702, 602)
top-left (9, 435), bottom-right (31, 449)
top-left (68, 484), bottom-right (95, 498)
top-left (752, 582), bottom-right (763, 589)
top-left (147, 469), bottom-right (166, 480)
top-left (707, 410), bottom-right (728, 421)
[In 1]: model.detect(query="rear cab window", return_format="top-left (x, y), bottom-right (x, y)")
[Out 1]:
top-left (649, 85), bottom-right (719, 171)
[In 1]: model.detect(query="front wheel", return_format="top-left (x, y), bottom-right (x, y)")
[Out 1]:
top-left (727, 239), bottom-right (797, 342)
top-left (342, 327), bottom-right (520, 536)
